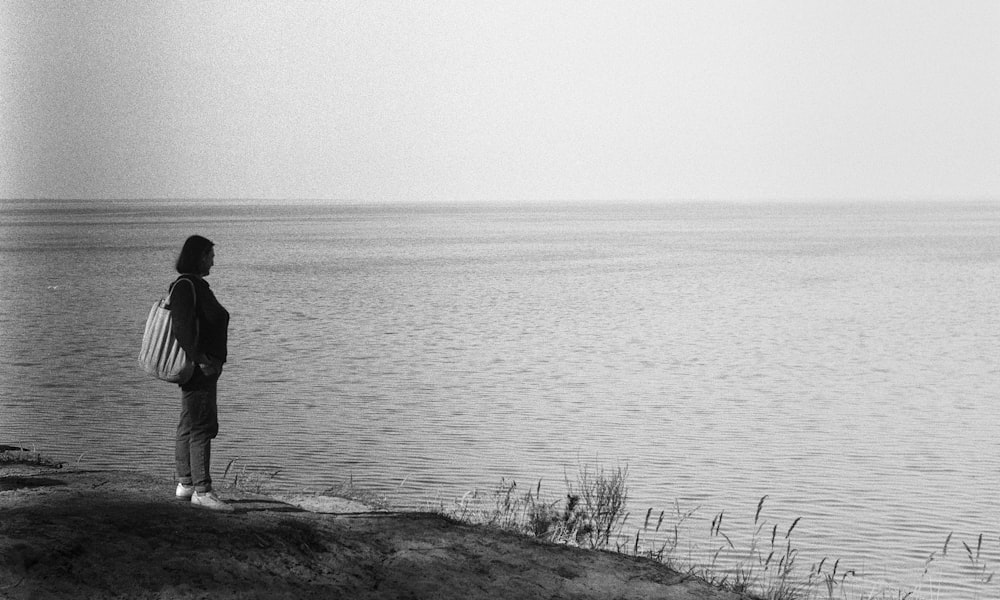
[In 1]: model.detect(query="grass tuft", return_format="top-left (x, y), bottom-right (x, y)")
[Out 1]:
top-left (445, 462), bottom-right (630, 550)
top-left (221, 457), bottom-right (280, 494)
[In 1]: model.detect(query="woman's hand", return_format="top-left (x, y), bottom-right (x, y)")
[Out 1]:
top-left (198, 356), bottom-right (223, 377)
top-left (199, 363), bottom-right (219, 377)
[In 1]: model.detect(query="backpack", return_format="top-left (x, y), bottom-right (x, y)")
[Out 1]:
top-left (138, 278), bottom-right (197, 384)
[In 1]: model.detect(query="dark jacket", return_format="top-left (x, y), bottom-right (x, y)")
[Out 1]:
top-left (169, 274), bottom-right (229, 366)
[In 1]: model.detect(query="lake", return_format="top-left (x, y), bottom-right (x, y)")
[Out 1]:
top-left (1, 199), bottom-right (998, 598)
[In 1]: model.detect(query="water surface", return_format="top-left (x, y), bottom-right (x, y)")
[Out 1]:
top-left (2, 200), bottom-right (998, 597)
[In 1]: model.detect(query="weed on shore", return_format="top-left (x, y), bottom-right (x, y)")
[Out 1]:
top-left (221, 457), bottom-right (281, 494)
top-left (447, 463), bottom-right (631, 550)
top-left (443, 464), bottom-right (999, 600)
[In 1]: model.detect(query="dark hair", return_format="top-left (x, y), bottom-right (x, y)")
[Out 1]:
top-left (175, 235), bottom-right (215, 274)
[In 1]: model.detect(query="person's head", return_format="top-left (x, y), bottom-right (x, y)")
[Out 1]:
top-left (175, 235), bottom-right (216, 276)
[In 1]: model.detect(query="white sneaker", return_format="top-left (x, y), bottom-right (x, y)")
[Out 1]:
top-left (176, 483), bottom-right (195, 500)
top-left (191, 490), bottom-right (234, 512)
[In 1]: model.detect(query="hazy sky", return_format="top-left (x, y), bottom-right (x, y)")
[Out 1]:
top-left (2, 1), bottom-right (998, 202)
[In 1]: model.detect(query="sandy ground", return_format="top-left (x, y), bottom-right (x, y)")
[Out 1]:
top-left (0, 466), bottom-right (751, 600)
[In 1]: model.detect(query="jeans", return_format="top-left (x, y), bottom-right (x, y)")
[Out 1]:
top-left (175, 368), bottom-right (220, 492)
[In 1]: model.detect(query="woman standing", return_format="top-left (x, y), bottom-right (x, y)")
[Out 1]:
top-left (170, 235), bottom-right (232, 511)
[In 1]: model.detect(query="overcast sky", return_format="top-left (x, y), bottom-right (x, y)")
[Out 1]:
top-left (2, 1), bottom-right (998, 203)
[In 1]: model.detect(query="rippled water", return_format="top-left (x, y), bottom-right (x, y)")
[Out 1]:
top-left (2, 199), bottom-right (999, 598)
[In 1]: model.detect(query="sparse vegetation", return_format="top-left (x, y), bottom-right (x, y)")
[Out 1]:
top-left (446, 463), bottom-right (630, 550)
top-left (221, 457), bottom-right (280, 494)
top-left (220, 459), bottom-right (393, 510)
top-left (444, 464), bottom-right (999, 600)
top-left (689, 496), bottom-right (855, 600)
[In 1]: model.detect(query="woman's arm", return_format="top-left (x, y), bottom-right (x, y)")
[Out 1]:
top-left (169, 279), bottom-right (203, 363)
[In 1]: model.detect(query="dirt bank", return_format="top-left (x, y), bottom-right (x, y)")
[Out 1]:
top-left (0, 466), bottom-right (750, 599)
